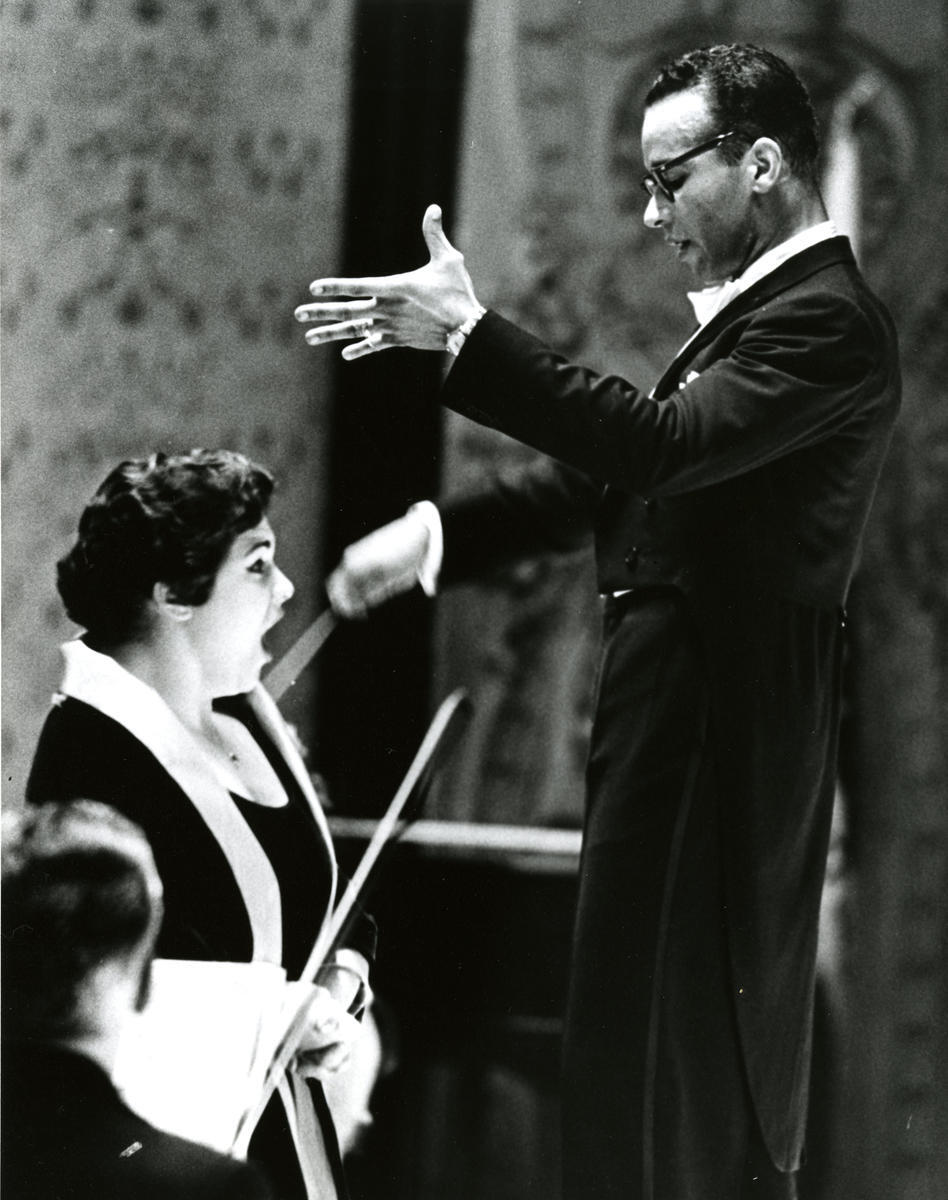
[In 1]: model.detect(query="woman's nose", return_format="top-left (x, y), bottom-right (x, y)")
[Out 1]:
top-left (274, 565), bottom-right (295, 606)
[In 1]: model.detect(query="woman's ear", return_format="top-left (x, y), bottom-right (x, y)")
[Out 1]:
top-left (748, 137), bottom-right (783, 193)
top-left (152, 582), bottom-right (193, 622)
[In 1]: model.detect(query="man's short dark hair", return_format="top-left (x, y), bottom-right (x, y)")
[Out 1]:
top-left (646, 44), bottom-right (821, 185)
top-left (1, 800), bottom-right (163, 1041)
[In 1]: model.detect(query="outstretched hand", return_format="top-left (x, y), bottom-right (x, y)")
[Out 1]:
top-left (294, 204), bottom-right (482, 359)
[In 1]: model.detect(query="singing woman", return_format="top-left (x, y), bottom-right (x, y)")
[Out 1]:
top-left (27, 449), bottom-right (375, 1199)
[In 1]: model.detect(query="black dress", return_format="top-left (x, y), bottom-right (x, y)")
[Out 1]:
top-left (27, 639), bottom-right (375, 1199)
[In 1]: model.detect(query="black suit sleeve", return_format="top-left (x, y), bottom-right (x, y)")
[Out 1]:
top-left (442, 300), bottom-right (892, 498)
top-left (207, 1155), bottom-right (276, 1200)
top-left (438, 453), bottom-right (598, 586)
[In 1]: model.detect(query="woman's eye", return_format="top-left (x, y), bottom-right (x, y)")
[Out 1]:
top-left (248, 559), bottom-right (271, 575)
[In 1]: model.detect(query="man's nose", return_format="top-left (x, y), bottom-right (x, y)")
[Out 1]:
top-left (643, 192), bottom-right (665, 229)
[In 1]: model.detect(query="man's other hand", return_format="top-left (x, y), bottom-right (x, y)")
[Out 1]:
top-left (326, 513), bottom-right (431, 619)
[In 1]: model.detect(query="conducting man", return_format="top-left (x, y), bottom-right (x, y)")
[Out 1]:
top-left (295, 43), bottom-right (899, 1200)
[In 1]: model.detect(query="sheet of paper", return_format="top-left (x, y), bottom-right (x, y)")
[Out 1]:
top-left (113, 958), bottom-right (305, 1155)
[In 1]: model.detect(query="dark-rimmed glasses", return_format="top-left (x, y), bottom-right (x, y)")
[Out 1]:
top-left (641, 131), bottom-right (736, 203)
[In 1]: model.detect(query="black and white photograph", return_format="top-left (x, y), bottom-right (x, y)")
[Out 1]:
top-left (2, 3), bottom-right (946, 1199)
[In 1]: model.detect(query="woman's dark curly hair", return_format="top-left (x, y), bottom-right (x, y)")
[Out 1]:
top-left (646, 44), bottom-right (821, 186)
top-left (57, 449), bottom-right (275, 645)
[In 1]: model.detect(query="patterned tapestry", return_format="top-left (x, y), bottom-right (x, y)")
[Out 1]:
top-left (2, 0), bottom-right (356, 791)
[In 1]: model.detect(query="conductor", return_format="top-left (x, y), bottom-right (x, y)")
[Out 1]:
top-left (295, 43), bottom-right (900, 1200)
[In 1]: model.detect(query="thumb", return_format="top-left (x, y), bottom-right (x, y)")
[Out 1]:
top-left (307, 985), bottom-right (340, 1033)
top-left (422, 203), bottom-right (457, 260)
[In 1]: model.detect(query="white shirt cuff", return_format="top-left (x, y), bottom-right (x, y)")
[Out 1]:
top-left (407, 500), bottom-right (443, 596)
top-left (445, 305), bottom-right (487, 356)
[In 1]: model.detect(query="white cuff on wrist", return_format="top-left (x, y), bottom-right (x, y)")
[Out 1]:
top-left (445, 305), bottom-right (487, 356)
top-left (407, 500), bottom-right (444, 595)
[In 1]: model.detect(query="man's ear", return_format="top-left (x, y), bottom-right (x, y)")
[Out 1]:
top-left (747, 137), bottom-right (783, 193)
top-left (152, 582), bottom-right (192, 622)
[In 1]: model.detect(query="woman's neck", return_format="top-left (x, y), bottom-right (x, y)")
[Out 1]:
top-left (109, 636), bottom-right (212, 736)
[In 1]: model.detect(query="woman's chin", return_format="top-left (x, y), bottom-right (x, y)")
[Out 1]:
top-left (205, 640), bottom-right (275, 696)
top-left (210, 664), bottom-right (265, 698)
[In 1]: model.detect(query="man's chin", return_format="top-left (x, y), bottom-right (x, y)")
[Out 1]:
top-left (691, 265), bottom-right (733, 289)
top-left (678, 249), bottom-right (712, 285)
top-left (675, 246), bottom-right (726, 288)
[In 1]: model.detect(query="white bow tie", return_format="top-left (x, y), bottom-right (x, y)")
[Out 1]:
top-left (686, 279), bottom-right (743, 326)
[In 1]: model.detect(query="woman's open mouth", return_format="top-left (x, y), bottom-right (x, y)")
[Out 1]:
top-left (260, 624), bottom-right (279, 661)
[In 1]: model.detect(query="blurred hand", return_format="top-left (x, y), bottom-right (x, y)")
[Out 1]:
top-left (294, 204), bottom-right (482, 360)
top-left (293, 986), bottom-right (362, 1081)
top-left (326, 512), bottom-right (430, 619)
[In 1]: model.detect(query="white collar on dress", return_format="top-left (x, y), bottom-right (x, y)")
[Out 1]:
top-left (56, 638), bottom-right (337, 962)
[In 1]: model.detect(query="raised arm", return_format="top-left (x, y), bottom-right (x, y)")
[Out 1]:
top-left (295, 204), bottom-right (483, 359)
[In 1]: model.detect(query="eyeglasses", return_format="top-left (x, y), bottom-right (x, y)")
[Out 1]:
top-left (640, 131), bottom-right (736, 203)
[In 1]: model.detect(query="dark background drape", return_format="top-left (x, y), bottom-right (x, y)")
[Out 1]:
top-left (315, 0), bottom-right (473, 817)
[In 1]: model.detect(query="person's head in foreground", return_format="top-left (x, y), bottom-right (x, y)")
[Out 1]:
top-left (56, 449), bottom-right (294, 698)
top-left (640, 43), bottom-right (824, 286)
top-left (2, 799), bottom-right (164, 1060)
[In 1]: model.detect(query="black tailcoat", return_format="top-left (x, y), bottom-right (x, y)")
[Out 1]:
top-left (435, 238), bottom-right (900, 1195)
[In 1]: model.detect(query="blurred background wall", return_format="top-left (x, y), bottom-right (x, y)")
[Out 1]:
top-left (2, 0), bottom-right (358, 783)
top-left (3, 1), bottom-right (946, 1198)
